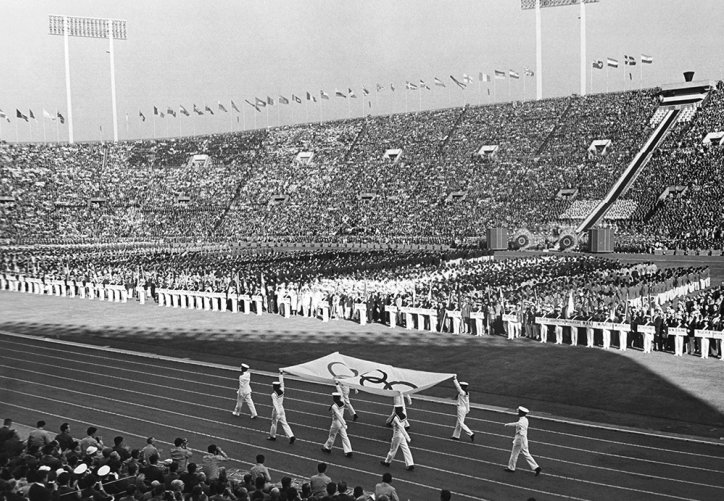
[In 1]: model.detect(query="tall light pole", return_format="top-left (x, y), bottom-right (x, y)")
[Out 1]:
top-left (521, 0), bottom-right (599, 99)
top-left (49, 15), bottom-right (127, 143)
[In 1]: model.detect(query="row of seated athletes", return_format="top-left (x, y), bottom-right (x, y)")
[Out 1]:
top-left (0, 417), bottom-right (459, 501)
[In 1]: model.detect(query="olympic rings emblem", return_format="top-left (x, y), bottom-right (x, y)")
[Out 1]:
top-left (358, 369), bottom-right (418, 391)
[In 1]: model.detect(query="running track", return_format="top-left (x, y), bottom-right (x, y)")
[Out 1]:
top-left (1, 332), bottom-right (723, 501)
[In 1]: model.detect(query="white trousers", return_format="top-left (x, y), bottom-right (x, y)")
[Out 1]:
top-left (618, 331), bottom-right (627, 351)
top-left (570, 327), bottom-right (578, 346)
top-left (234, 392), bottom-right (257, 417)
top-left (555, 326), bottom-right (563, 344)
top-left (602, 329), bottom-right (611, 350)
top-left (508, 437), bottom-right (539, 471)
top-left (452, 407), bottom-right (473, 438)
top-left (586, 328), bottom-right (594, 347)
top-left (385, 436), bottom-right (413, 467)
top-left (270, 410), bottom-right (294, 438)
top-left (324, 422), bottom-right (352, 453)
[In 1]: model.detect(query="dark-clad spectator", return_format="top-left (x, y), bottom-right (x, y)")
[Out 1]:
top-left (334, 481), bottom-right (354, 501)
top-left (27, 469), bottom-right (53, 501)
top-left (142, 454), bottom-right (164, 485)
top-left (54, 424), bottom-right (74, 452)
top-left (0, 419), bottom-right (23, 458)
top-left (52, 471), bottom-right (80, 501)
top-left (112, 436), bottom-right (131, 462)
top-left (440, 489), bottom-right (452, 501)
top-left (179, 463), bottom-right (203, 494)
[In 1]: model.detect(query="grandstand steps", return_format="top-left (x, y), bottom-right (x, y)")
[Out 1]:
top-left (534, 97), bottom-right (573, 157)
top-left (575, 108), bottom-right (681, 233)
top-left (343, 121), bottom-right (368, 163)
top-left (438, 105), bottom-right (467, 156)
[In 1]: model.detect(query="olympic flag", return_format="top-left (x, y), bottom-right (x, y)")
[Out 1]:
top-left (281, 352), bottom-right (455, 397)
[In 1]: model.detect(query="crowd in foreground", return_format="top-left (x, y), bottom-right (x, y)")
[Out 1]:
top-left (0, 419), bottom-right (458, 501)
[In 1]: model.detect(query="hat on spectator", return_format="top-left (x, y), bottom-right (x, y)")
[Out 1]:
top-left (55, 468), bottom-right (66, 476)
top-left (86, 446), bottom-right (98, 455)
top-left (332, 392), bottom-right (342, 397)
top-left (39, 466), bottom-right (51, 472)
top-left (517, 406), bottom-right (530, 414)
top-left (272, 381), bottom-right (281, 386)
top-left (73, 463), bottom-right (88, 475)
top-left (163, 459), bottom-right (173, 465)
top-left (241, 363), bottom-right (249, 370)
top-left (97, 465), bottom-right (111, 476)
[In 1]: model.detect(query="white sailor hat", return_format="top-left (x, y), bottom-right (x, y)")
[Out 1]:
top-left (241, 363), bottom-right (250, 370)
top-left (73, 463), bottom-right (88, 475)
top-left (272, 381), bottom-right (281, 386)
top-left (97, 465), bottom-right (111, 477)
top-left (459, 381), bottom-right (469, 387)
top-left (86, 446), bottom-right (98, 455)
top-left (332, 392), bottom-right (342, 397)
top-left (517, 406), bottom-right (530, 414)
top-left (38, 466), bottom-right (51, 472)
top-left (55, 468), bottom-right (66, 476)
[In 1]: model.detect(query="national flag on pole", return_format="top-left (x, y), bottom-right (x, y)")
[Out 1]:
top-left (231, 100), bottom-right (240, 112)
top-left (348, 88), bottom-right (357, 98)
top-left (204, 105), bottom-right (214, 114)
top-left (362, 86), bottom-right (370, 96)
top-left (179, 105), bottom-right (190, 116)
top-left (266, 96), bottom-right (274, 106)
top-left (449, 75), bottom-right (466, 88)
top-left (255, 97), bottom-right (267, 107)
top-left (481, 73), bottom-right (491, 82)
top-left (193, 104), bottom-right (203, 115)
top-left (462, 74), bottom-right (473, 84)
top-left (0, 109), bottom-right (6, 119)
top-left (390, 83), bottom-right (395, 92)
top-left (320, 90), bottom-right (330, 100)
top-left (138, 110), bottom-right (146, 122)
top-left (42, 109), bottom-right (56, 120)
top-left (57, 112), bottom-right (65, 124)
top-left (592, 60), bottom-right (604, 69)
top-left (153, 106), bottom-right (159, 116)
top-left (607, 57), bottom-right (619, 68)
top-left (245, 99), bottom-right (261, 112)
top-left (434, 76), bottom-right (446, 87)
top-left (28, 109), bottom-right (36, 120)
top-left (292, 94), bottom-right (302, 103)
top-left (641, 54), bottom-right (653, 64)
top-left (405, 81), bottom-right (417, 90)
top-left (218, 101), bottom-right (228, 112)
top-left (509, 70), bottom-right (520, 79)
top-left (279, 95), bottom-right (289, 104)
top-left (167, 107), bottom-right (176, 117)
top-left (335, 89), bottom-right (346, 98)
top-left (159, 110), bottom-right (165, 118)
top-left (624, 55), bottom-right (637, 66)
top-left (419, 80), bottom-right (430, 90)
top-left (494, 69), bottom-right (506, 79)
top-left (524, 67), bottom-right (534, 77)
top-left (306, 91), bottom-right (312, 100)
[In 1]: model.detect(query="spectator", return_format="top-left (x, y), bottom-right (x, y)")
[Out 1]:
top-left (374, 473), bottom-right (399, 501)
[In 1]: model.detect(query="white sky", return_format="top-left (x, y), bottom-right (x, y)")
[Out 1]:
top-left (1, 0), bottom-right (723, 142)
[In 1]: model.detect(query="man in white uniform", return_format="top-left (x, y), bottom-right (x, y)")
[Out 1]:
top-left (334, 379), bottom-right (359, 421)
top-left (321, 393), bottom-right (353, 457)
top-left (451, 376), bottom-right (474, 441)
top-left (385, 391), bottom-right (412, 429)
top-left (267, 374), bottom-right (295, 444)
top-left (504, 406), bottom-right (541, 476)
top-left (232, 363), bottom-right (258, 419)
top-left (380, 407), bottom-right (414, 471)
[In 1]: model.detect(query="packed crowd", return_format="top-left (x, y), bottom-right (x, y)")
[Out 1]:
top-left (1, 245), bottom-right (717, 350)
top-left (1, 86), bottom-right (674, 246)
top-left (0, 418), bottom-right (431, 501)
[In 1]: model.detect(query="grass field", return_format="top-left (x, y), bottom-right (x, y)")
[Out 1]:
top-left (3, 271), bottom-right (724, 441)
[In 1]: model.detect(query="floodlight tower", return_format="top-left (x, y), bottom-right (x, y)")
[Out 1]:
top-left (521, 0), bottom-right (599, 99)
top-left (49, 15), bottom-right (127, 143)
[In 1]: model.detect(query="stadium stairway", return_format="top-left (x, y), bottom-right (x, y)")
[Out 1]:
top-left (438, 105), bottom-right (467, 155)
top-left (575, 107), bottom-right (681, 234)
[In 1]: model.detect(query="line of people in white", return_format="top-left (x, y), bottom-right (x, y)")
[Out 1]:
top-left (230, 363), bottom-right (542, 476)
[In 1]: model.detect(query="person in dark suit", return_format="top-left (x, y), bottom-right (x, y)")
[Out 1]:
top-left (28, 470), bottom-right (53, 501)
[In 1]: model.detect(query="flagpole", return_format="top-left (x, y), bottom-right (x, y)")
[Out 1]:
top-left (62, 16), bottom-right (74, 143)
top-left (580, 0), bottom-right (587, 96)
top-left (15, 119), bottom-right (19, 143)
top-left (590, 64), bottom-right (593, 94)
top-left (56, 111), bottom-right (60, 143)
top-left (523, 77), bottom-right (526, 102)
top-left (535, 0), bottom-right (543, 100)
top-left (478, 80), bottom-right (482, 105)
top-left (606, 64), bottom-right (609, 93)
top-left (153, 115), bottom-right (156, 139)
top-left (41, 106), bottom-right (47, 143)
top-left (640, 59), bottom-right (643, 90)
top-left (405, 89), bottom-right (408, 114)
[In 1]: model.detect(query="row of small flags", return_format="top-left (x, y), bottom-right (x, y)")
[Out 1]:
top-left (0, 109), bottom-right (66, 124)
top-left (136, 71), bottom-right (538, 118)
top-left (592, 53), bottom-right (653, 69)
